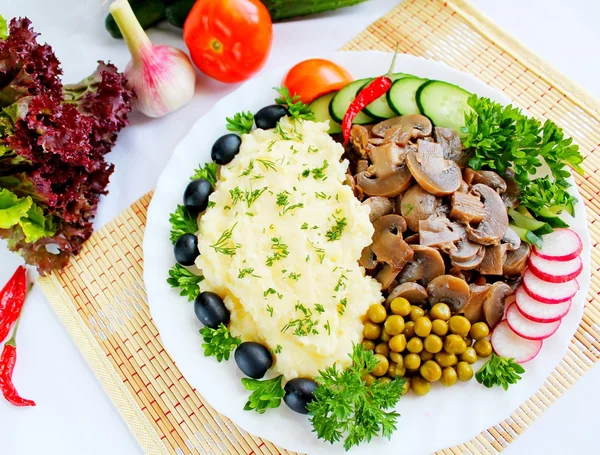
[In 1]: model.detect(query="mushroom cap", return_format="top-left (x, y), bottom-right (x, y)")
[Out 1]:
top-left (463, 168), bottom-right (507, 193)
top-left (362, 197), bottom-right (394, 222)
top-left (447, 238), bottom-right (481, 263)
top-left (406, 141), bottom-right (462, 196)
top-left (397, 245), bottom-right (445, 285)
top-left (450, 246), bottom-right (485, 270)
top-left (356, 142), bottom-right (413, 197)
top-left (386, 282), bottom-right (429, 306)
top-left (371, 215), bottom-right (413, 270)
top-left (400, 184), bottom-right (437, 232)
top-left (465, 184), bottom-right (509, 246)
top-left (503, 243), bottom-right (530, 276)
top-left (462, 284), bottom-right (492, 323)
top-left (375, 264), bottom-right (401, 290)
top-left (502, 227), bottom-right (521, 252)
top-left (483, 282), bottom-right (513, 328)
top-left (371, 114), bottom-right (433, 141)
top-left (427, 275), bottom-right (471, 312)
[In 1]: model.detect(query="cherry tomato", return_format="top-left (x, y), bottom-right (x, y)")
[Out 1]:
top-left (183, 0), bottom-right (272, 83)
top-left (283, 59), bottom-right (354, 104)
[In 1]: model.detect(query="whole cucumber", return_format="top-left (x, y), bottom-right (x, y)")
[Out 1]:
top-left (165, 0), bottom-right (196, 28)
top-left (260, 0), bottom-right (369, 21)
top-left (105, 0), bottom-right (166, 39)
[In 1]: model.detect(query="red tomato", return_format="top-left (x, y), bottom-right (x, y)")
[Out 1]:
top-left (183, 0), bottom-right (273, 83)
top-left (283, 59), bottom-right (354, 104)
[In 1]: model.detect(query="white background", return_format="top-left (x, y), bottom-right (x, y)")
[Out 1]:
top-left (0, 0), bottom-right (598, 454)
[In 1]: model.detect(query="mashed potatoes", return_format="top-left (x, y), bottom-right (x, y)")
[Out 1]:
top-left (196, 117), bottom-right (382, 380)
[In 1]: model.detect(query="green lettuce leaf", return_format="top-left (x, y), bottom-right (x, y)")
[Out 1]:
top-left (0, 15), bottom-right (7, 40)
top-left (0, 188), bottom-right (32, 228)
top-left (0, 189), bottom-right (55, 242)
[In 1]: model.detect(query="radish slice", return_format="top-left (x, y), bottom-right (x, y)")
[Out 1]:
top-left (522, 270), bottom-right (579, 304)
top-left (491, 320), bottom-right (542, 363)
top-left (533, 228), bottom-right (582, 261)
top-left (529, 254), bottom-right (582, 283)
top-left (515, 287), bottom-right (571, 323)
top-left (506, 303), bottom-right (561, 340)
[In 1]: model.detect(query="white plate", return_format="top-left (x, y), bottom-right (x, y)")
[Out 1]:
top-left (143, 51), bottom-right (591, 455)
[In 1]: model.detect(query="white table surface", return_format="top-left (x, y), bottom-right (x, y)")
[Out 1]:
top-left (1, 0), bottom-right (599, 454)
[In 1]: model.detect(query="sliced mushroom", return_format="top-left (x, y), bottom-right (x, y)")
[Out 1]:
top-left (375, 264), bottom-right (401, 290)
top-left (350, 125), bottom-right (370, 158)
top-left (419, 216), bottom-right (464, 248)
top-left (371, 215), bottom-right (413, 270)
top-left (345, 173), bottom-right (365, 201)
top-left (397, 245), bottom-right (445, 285)
top-left (451, 246), bottom-right (485, 270)
top-left (434, 127), bottom-right (469, 166)
top-left (427, 275), bottom-right (471, 312)
top-left (478, 245), bottom-right (506, 275)
top-left (404, 233), bottom-right (420, 244)
top-left (463, 168), bottom-right (507, 193)
top-left (362, 197), bottom-right (394, 222)
top-left (386, 282), bottom-right (428, 306)
top-left (447, 239), bottom-right (481, 263)
top-left (356, 142), bottom-right (412, 197)
top-left (406, 141), bottom-right (462, 196)
top-left (356, 160), bottom-right (369, 174)
top-left (502, 227), bottom-right (521, 252)
top-left (400, 184), bottom-right (437, 232)
top-left (465, 184), bottom-right (509, 246)
top-left (502, 169), bottom-right (521, 209)
top-left (359, 246), bottom-right (377, 270)
top-left (371, 114), bottom-right (433, 144)
top-left (450, 192), bottom-right (486, 224)
top-left (462, 284), bottom-right (492, 323)
top-left (483, 282), bottom-right (512, 328)
top-left (503, 243), bottom-right (530, 275)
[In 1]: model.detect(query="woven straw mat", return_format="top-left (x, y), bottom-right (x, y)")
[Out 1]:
top-left (37, 0), bottom-right (600, 454)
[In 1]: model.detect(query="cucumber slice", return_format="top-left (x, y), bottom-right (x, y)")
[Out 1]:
top-left (516, 205), bottom-right (534, 217)
top-left (508, 209), bottom-right (549, 232)
top-left (510, 224), bottom-right (543, 248)
top-left (329, 78), bottom-right (376, 125)
top-left (537, 207), bottom-right (569, 228)
top-left (416, 80), bottom-right (473, 133)
top-left (549, 203), bottom-right (575, 217)
top-left (387, 76), bottom-right (428, 115)
top-left (363, 73), bottom-right (412, 119)
top-left (310, 92), bottom-right (341, 134)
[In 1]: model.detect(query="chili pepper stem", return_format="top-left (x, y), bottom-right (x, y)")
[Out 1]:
top-left (384, 42), bottom-right (402, 78)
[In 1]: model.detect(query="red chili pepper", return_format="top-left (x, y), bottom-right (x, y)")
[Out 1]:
top-left (342, 44), bottom-right (401, 144)
top-left (0, 318), bottom-right (35, 407)
top-left (0, 266), bottom-right (27, 343)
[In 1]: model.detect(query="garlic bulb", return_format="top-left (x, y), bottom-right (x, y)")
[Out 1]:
top-left (109, 0), bottom-right (196, 117)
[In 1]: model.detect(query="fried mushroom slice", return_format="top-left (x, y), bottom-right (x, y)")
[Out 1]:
top-left (450, 192), bottom-right (486, 224)
top-left (362, 197), bottom-right (394, 222)
top-left (478, 244), bottom-right (506, 275)
top-left (462, 284), bottom-right (492, 323)
top-left (397, 245), bottom-right (445, 285)
top-left (503, 243), bottom-right (530, 276)
top-left (465, 184), bottom-right (509, 246)
top-left (386, 282), bottom-right (429, 306)
top-left (356, 142), bottom-right (412, 197)
top-left (463, 168), bottom-right (507, 193)
top-left (451, 246), bottom-right (485, 270)
top-left (427, 275), bottom-right (471, 312)
top-left (350, 124), bottom-right (370, 158)
top-left (483, 282), bottom-right (512, 328)
top-left (371, 114), bottom-right (433, 145)
top-left (400, 184), bottom-right (437, 232)
top-left (406, 141), bottom-right (462, 196)
top-left (371, 215), bottom-right (413, 270)
top-left (419, 216), bottom-right (464, 248)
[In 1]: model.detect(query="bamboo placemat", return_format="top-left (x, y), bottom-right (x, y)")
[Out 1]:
top-left (38, 0), bottom-right (600, 454)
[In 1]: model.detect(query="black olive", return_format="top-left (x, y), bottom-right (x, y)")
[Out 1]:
top-left (234, 342), bottom-right (272, 379)
top-left (194, 292), bottom-right (229, 329)
top-left (283, 378), bottom-right (318, 414)
top-left (184, 178), bottom-right (213, 215)
top-left (174, 233), bottom-right (198, 266)
top-left (211, 134), bottom-right (242, 165)
top-left (254, 104), bottom-right (289, 130)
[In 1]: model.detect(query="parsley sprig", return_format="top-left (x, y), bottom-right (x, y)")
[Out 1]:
top-left (307, 344), bottom-right (406, 450)
top-left (462, 95), bottom-right (584, 215)
top-left (226, 111), bottom-right (254, 134)
top-left (326, 215), bottom-right (347, 242)
top-left (274, 86), bottom-right (314, 121)
top-left (200, 323), bottom-right (241, 362)
top-left (167, 264), bottom-right (203, 301)
top-left (190, 162), bottom-right (218, 186)
top-left (475, 353), bottom-right (525, 390)
top-left (168, 205), bottom-right (198, 244)
top-left (241, 375), bottom-right (285, 414)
